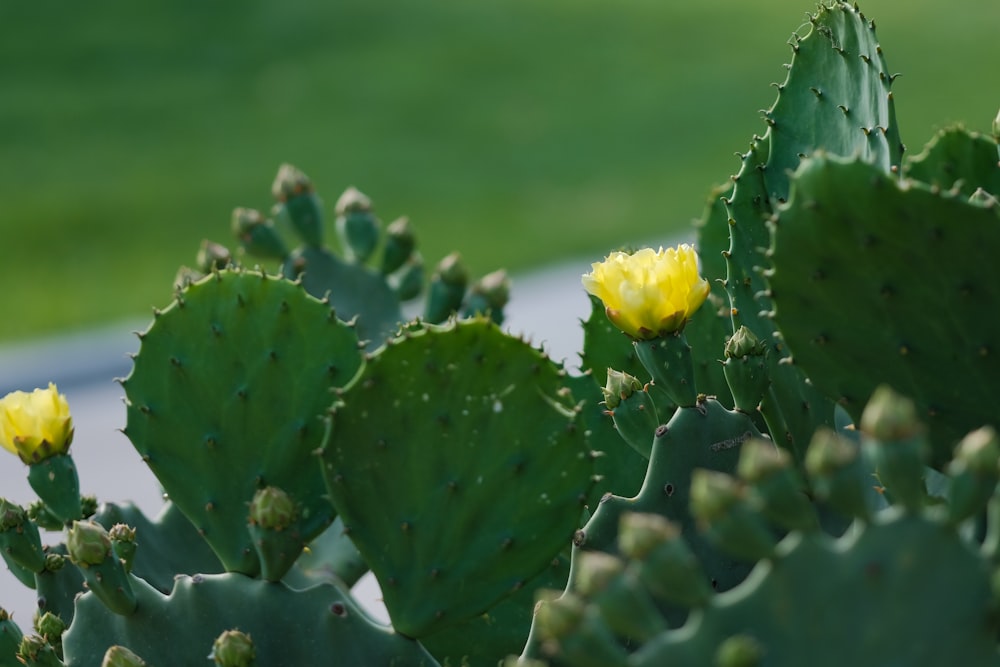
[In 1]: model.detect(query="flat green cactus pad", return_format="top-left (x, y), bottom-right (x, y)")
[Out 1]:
top-left (770, 154), bottom-right (1000, 462)
top-left (62, 572), bottom-right (437, 666)
top-left (904, 126), bottom-right (1000, 198)
top-left (320, 319), bottom-right (594, 638)
top-left (122, 270), bottom-right (364, 574)
top-left (631, 510), bottom-right (999, 667)
top-left (283, 246), bottom-right (404, 344)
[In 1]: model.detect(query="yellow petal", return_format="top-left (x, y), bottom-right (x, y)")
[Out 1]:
top-left (582, 244), bottom-right (710, 339)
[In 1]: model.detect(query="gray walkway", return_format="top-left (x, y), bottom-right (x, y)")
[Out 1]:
top-left (0, 257), bottom-right (604, 630)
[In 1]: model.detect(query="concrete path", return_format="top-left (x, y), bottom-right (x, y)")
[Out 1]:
top-left (0, 257), bottom-right (605, 631)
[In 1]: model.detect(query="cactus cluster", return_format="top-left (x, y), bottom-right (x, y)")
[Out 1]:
top-left (2, 1), bottom-right (999, 665)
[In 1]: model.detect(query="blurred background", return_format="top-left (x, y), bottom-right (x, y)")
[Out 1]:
top-left (2, 0), bottom-right (998, 343)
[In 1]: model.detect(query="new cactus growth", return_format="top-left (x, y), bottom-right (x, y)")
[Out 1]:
top-left (3, 2), bottom-right (999, 664)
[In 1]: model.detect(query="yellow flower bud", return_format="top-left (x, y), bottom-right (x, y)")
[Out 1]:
top-left (0, 383), bottom-right (74, 464)
top-left (581, 244), bottom-right (710, 339)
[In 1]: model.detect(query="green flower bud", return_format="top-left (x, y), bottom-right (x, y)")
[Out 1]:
top-left (196, 240), bottom-right (232, 273)
top-left (18, 633), bottom-right (61, 666)
top-left (690, 470), bottom-right (775, 562)
top-left (534, 594), bottom-right (584, 641)
top-left (80, 494), bottom-right (98, 519)
top-left (738, 439), bottom-right (817, 532)
top-left (617, 513), bottom-right (710, 608)
top-left (391, 255), bottom-right (424, 302)
top-left (271, 163), bottom-right (313, 202)
top-left (34, 612), bottom-right (65, 656)
top-left (271, 165), bottom-right (323, 247)
top-left (574, 551), bottom-right (666, 642)
top-left (436, 252), bottom-right (468, 286)
top-left (946, 426), bottom-right (1000, 524)
top-left (690, 469), bottom-right (743, 523)
top-left (424, 253), bottom-right (469, 323)
top-left (173, 266), bottom-right (204, 291)
top-left (716, 634), bottom-right (764, 667)
top-left (210, 629), bottom-right (256, 667)
top-left (860, 387), bottom-right (929, 511)
top-left (102, 645), bottom-right (149, 667)
top-left (617, 512), bottom-right (680, 560)
top-left (952, 426), bottom-right (1000, 474)
top-left (0, 497), bottom-right (27, 531)
top-left (109, 523), bottom-right (138, 573)
top-left (573, 552), bottom-right (625, 598)
top-left (535, 593), bottom-right (629, 666)
top-left (231, 208), bottom-right (289, 261)
top-left (724, 326), bottom-right (767, 359)
top-left (33, 612), bottom-right (65, 643)
top-left (723, 326), bottom-right (770, 413)
top-left (605, 379), bottom-right (659, 459)
top-left (859, 385), bottom-right (923, 442)
top-left (66, 520), bottom-right (112, 566)
top-left (26, 501), bottom-right (64, 531)
top-left (334, 186), bottom-right (380, 263)
top-left (463, 269), bottom-right (512, 324)
top-left (248, 487), bottom-right (296, 531)
top-left (334, 186), bottom-right (372, 216)
top-left (600, 369), bottom-right (643, 410)
top-left (804, 428), bottom-right (870, 521)
top-left (0, 498), bottom-right (45, 573)
top-left (736, 439), bottom-right (790, 482)
top-left (381, 217), bottom-right (416, 275)
top-left (231, 207), bottom-right (267, 235)
top-left (43, 553), bottom-right (65, 572)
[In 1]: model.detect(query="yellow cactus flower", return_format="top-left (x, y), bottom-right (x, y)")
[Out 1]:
top-left (0, 383), bottom-right (74, 464)
top-left (582, 244), bottom-right (710, 339)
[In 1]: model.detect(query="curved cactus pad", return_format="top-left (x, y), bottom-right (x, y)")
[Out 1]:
top-left (320, 319), bottom-right (594, 638)
top-left (122, 270), bottom-right (363, 574)
top-left (63, 573), bottom-right (437, 666)
top-left (770, 154), bottom-right (1000, 462)
top-left (614, 511), bottom-right (999, 667)
top-left (904, 126), bottom-right (1000, 198)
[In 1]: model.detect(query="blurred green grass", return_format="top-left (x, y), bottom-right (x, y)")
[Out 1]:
top-left (2, 0), bottom-right (997, 342)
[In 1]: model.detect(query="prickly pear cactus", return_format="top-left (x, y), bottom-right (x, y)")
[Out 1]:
top-left (61, 571), bottom-right (438, 666)
top-left (319, 319), bottom-right (596, 639)
top-left (215, 165), bottom-right (511, 344)
top-left (903, 125), bottom-right (1000, 197)
top-left (122, 269), bottom-right (364, 575)
top-left (708, 0), bottom-right (904, 462)
top-left (530, 390), bottom-right (1000, 667)
top-left (768, 150), bottom-right (1000, 463)
top-left (518, 396), bottom-right (764, 663)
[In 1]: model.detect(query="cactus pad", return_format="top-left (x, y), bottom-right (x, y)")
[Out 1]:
top-left (519, 398), bottom-right (763, 662)
top-left (763, 1), bottom-right (903, 200)
top-left (282, 246), bottom-right (404, 344)
top-left (62, 573), bottom-right (437, 666)
top-left (769, 153), bottom-right (1000, 462)
top-left (320, 319), bottom-right (594, 638)
top-left (537, 407), bottom-right (1000, 667)
top-left (904, 125), bottom-right (1000, 198)
top-left (715, 1), bottom-right (905, 461)
top-left (122, 270), bottom-right (363, 574)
